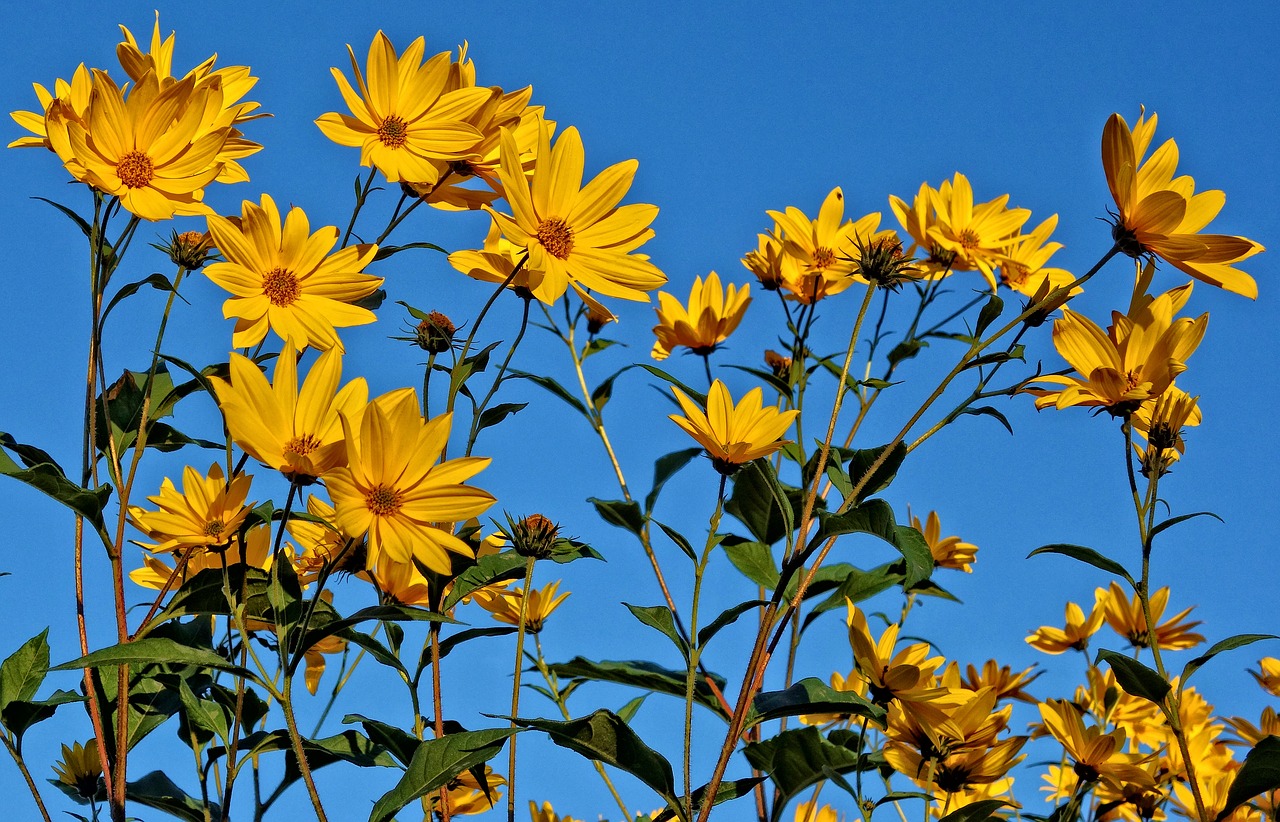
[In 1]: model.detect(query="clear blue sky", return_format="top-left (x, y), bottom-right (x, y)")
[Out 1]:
top-left (1, 2), bottom-right (1277, 820)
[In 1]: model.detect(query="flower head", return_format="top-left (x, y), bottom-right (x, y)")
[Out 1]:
top-left (53, 739), bottom-right (102, 800)
top-left (130, 522), bottom-right (283, 591)
top-left (1038, 699), bottom-right (1156, 792)
top-left (1250, 658), bottom-right (1280, 698)
top-left (1103, 108), bottom-right (1263, 298)
top-left (325, 388), bottom-right (495, 574)
top-left (9, 63), bottom-right (92, 150)
top-left (472, 580), bottom-right (570, 633)
top-left (925, 173), bottom-right (1031, 289)
top-left (910, 509), bottom-right (977, 573)
top-left (846, 603), bottom-right (946, 707)
top-left (650, 271), bottom-right (751, 361)
top-left (129, 463), bottom-right (254, 554)
top-left (1099, 581), bottom-right (1204, 651)
top-left (204, 194), bottom-right (382, 352)
top-left (1026, 593), bottom-right (1105, 655)
top-left (669, 381), bottom-right (798, 475)
top-left (996, 215), bottom-right (1077, 299)
top-left (767, 188), bottom-right (893, 303)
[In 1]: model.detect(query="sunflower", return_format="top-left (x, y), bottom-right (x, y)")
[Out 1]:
top-left (128, 462), bottom-right (254, 554)
top-left (1098, 581), bottom-right (1204, 651)
top-left (315, 31), bottom-right (493, 185)
top-left (668, 380), bottom-right (798, 475)
top-left (996, 215), bottom-right (1078, 299)
top-left (324, 388), bottom-right (495, 574)
top-left (1103, 108), bottom-right (1264, 298)
top-left (926, 173), bottom-right (1030, 290)
top-left (204, 194), bottom-right (382, 352)
top-left (650, 271), bottom-right (751, 361)
top-left (768, 187), bottom-right (892, 302)
top-left (1025, 594), bottom-right (1105, 655)
top-left (889, 178), bottom-right (961, 279)
top-left (845, 603), bottom-right (947, 707)
top-left (484, 117), bottom-right (666, 316)
top-left (130, 522), bottom-right (284, 590)
top-left (210, 342), bottom-right (368, 482)
top-left (471, 580), bottom-right (570, 633)
top-left (8, 63), bottom-right (93, 150)
top-left (53, 740), bottom-right (102, 800)
top-left (909, 509), bottom-right (977, 573)
top-left (1037, 699), bottom-right (1156, 792)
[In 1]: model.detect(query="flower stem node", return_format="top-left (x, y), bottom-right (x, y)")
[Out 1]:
top-left (509, 513), bottom-right (560, 559)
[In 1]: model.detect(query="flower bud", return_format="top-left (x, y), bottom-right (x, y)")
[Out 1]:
top-left (510, 513), bottom-right (559, 559)
top-left (415, 311), bottom-right (456, 353)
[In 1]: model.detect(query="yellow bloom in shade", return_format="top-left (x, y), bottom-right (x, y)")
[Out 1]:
top-left (1103, 109), bottom-right (1264, 299)
top-left (794, 800), bottom-right (842, 822)
top-left (996, 215), bottom-right (1078, 299)
top-left (910, 509), bottom-right (977, 572)
top-left (1026, 272), bottom-right (1207, 415)
top-left (129, 463), bottom-right (254, 554)
top-left (210, 342), bottom-right (368, 481)
top-left (471, 580), bottom-right (570, 633)
top-left (53, 739), bottom-right (102, 800)
top-left (485, 117), bottom-right (666, 314)
top-left (45, 69), bottom-right (231, 221)
top-left (9, 63), bottom-right (93, 150)
top-left (130, 522), bottom-right (282, 590)
top-left (1174, 769), bottom-right (1261, 822)
top-left (315, 31), bottom-right (493, 185)
top-left (885, 688), bottom-right (1027, 794)
top-left (669, 381), bottom-right (799, 475)
top-left (529, 800), bottom-right (581, 822)
top-left (926, 173), bottom-right (1031, 289)
top-left (1026, 593), bottom-right (1105, 654)
top-left (325, 388), bottom-right (495, 574)
top-left (204, 194), bottom-right (382, 352)
top-left (650, 271), bottom-right (751, 361)
top-left (1250, 658), bottom-right (1280, 697)
top-left (1099, 581), bottom-right (1204, 651)
top-left (846, 603), bottom-right (946, 707)
top-left (954, 660), bottom-right (1040, 704)
top-left (441, 766), bottom-right (505, 815)
top-left (287, 495), bottom-right (359, 583)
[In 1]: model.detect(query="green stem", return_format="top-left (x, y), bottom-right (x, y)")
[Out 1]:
top-left (685, 475), bottom-right (727, 818)
top-left (1, 733), bottom-right (52, 822)
top-left (466, 294), bottom-right (532, 456)
top-left (507, 556), bottom-right (537, 822)
top-left (340, 169), bottom-right (377, 247)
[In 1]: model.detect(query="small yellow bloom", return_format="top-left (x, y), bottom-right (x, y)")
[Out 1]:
top-left (768, 187), bottom-right (893, 302)
top-left (741, 231), bottom-right (786, 291)
top-left (1131, 385), bottom-right (1201, 476)
top-left (1103, 108), bottom-right (1264, 299)
top-left (1099, 581), bottom-right (1204, 651)
top-left (1250, 658), bottom-right (1280, 697)
top-left (668, 380), bottom-right (798, 475)
top-left (325, 388), bottom-right (495, 574)
top-left (529, 800), bottom-right (582, 822)
top-left (955, 660), bottom-right (1039, 704)
top-left (650, 271), bottom-right (751, 361)
top-left (441, 765), bottom-right (505, 816)
top-left (925, 173), bottom-right (1031, 290)
top-left (210, 342), bottom-right (368, 481)
top-left (846, 603), bottom-right (946, 707)
top-left (996, 215), bottom-right (1078, 299)
top-left (53, 739), bottom-right (102, 800)
top-left (1038, 699), bottom-right (1156, 792)
top-left (129, 463), bottom-right (254, 554)
top-left (910, 509), bottom-right (977, 573)
top-left (471, 580), bottom-right (570, 633)
top-left (204, 194), bottom-right (382, 352)
top-left (1025, 593), bottom-right (1105, 654)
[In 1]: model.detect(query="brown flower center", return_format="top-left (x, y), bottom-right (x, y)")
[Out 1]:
top-left (116, 150), bottom-right (155, 188)
top-left (812, 246), bottom-right (836, 270)
top-left (958, 228), bottom-right (981, 250)
top-left (377, 115), bottom-right (408, 148)
top-left (284, 433), bottom-right (321, 456)
top-left (1002, 262), bottom-right (1029, 286)
top-left (536, 218), bottom-right (574, 259)
top-left (365, 484), bottom-right (403, 517)
top-left (203, 519), bottom-right (226, 537)
top-left (262, 267), bottom-right (300, 307)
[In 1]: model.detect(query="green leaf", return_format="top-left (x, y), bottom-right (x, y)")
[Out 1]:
top-left (743, 726), bottom-right (876, 822)
top-left (582, 337), bottom-right (620, 360)
top-left (591, 365), bottom-right (634, 413)
top-left (511, 370), bottom-right (591, 419)
top-left (893, 523), bottom-right (935, 590)
top-left (443, 550), bottom-right (528, 610)
top-left (436, 627), bottom-right (519, 662)
top-left (177, 678), bottom-right (229, 745)
top-left (746, 678), bottom-right (884, 729)
top-left (1181, 633), bottom-right (1278, 688)
top-left (142, 567), bottom-right (274, 632)
top-left (645, 447), bottom-right (704, 513)
top-left (887, 338), bottom-right (927, 368)
top-left (974, 293), bottom-right (1005, 336)
top-left (720, 537), bottom-right (779, 588)
top-left (625, 604), bottom-right (689, 659)
top-left (846, 442), bottom-right (907, 505)
top-left (548, 537), bottom-right (604, 564)
top-left (53, 638), bottom-right (258, 684)
top-left (639, 364), bottom-right (706, 406)
top-left (957, 405), bottom-right (1014, 435)
top-left (939, 799), bottom-right (1009, 822)
top-left (373, 241), bottom-right (447, 260)
top-left (0, 432), bottom-right (111, 539)
top-left (1149, 511), bottom-right (1224, 542)
top-left (962, 346), bottom-right (1025, 372)
top-left (1, 690), bottom-right (83, 742)
top-left (514, 710), bottom-right (679, 812)
top-left (653, 520), bottom-right (698, 562)
top-left (724, 362), bottom-right (794, 398)
top-left (370, 728), bottom-right (513, 822)
top-left (102, 272), bottom-right (181, 322)
top-left (651, 776), bottom-right (766, 821)
top-left (807, 563), bottom-right (904, 618)
top-left (810, 499), bottom-right (897, 546)
top-left (343, 714), bottom-right (422, 766)
top-left (477, 402), bottom-right (528, 433)
top-left (33, 196), bottom-right (92, 237)
top-left (698, 600), bottom-right (766, 648)
top-left (0, 629), bottom-right (50, 712)
top-left (1095, 648), bottom-right (1170, 704)
top-left (1218, 736), bottom-right (1280, 821)
top-left (616, 694), bottom-right (648, 724)
top-left (127, 770), bottom-right (220, 822)
top-left (589, 497), bottom-right (647, 536)
top-left (726, 459), bottom-right (799, 545)
top-left (268, 555), bottom-right (304, 639)
top-left (1028, 544), bottom-right (1135, 586)
top-left (546, 658), bottom-right (728, 717)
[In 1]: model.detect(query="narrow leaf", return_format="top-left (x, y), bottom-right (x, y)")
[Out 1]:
top-left (1095, 648), bottom-right (1170, 704)
top-left (1181, 634), bottom-right (1278, 687)
top-left (1028, 544), bottom-right (1136, 586)
top-left (645, 448), bottom-right (704, 513)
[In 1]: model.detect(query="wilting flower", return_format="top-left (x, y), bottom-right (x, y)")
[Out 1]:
top-left (484, 118), bottom-right (665, 316)
top-left (325, 388), bottom-right (495, 574)
top-left (997, 215), bottom-right (1078, 299)
top-left (53, 739), bottom-right (102, 800)
top-left (315, 31), bottom-right (492, 184)
top-left (1026, 592), bottom-right (1105, 654)
top-left (1102, 108), bottom-right (1263, 299)
top-left (926, 173), bottom-right (1031, 290)
top-left (44, 69), bottom-right (231, 220)
top-left (1250, 658), bottom-right (1280, 697)
top-left (1099, 581), bottom-right (1204, 651)
top-left (210, 343), bottom-right (368, 482)
top-left (669, 381), bottom-right (799, 475)
top-left (910, 509), bottom-right (977, 572)
top-left (471, 580), bottom-right (570, 633)
top-left (1025, 271), bottom-right (1207, 415)
top-left (129, 463), bottom-right (253, 553)
top-left (413, 310), bottom-right (456, 353)
top-left (204, 194), bottom-right (382, 352)
top-left (1038, 699), bottom-right (1156, 792)
top-left (650, 271), bottom-right (751, 361)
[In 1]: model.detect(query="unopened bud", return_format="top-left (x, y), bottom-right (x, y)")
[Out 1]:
top-left (415, 311), bottom-right (456, 353)
top-left (510, 513), bottom-right (559, 559)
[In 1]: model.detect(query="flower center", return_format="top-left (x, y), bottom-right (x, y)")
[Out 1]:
top-left (364, 484), bottom-right (403, 517)
top-left (377, 115), bottom-right (408, 148)
top-left (203, 519), bottom-right (226, 537)
top-left (536, 218), bottom-right (574, 259)
top-left (262, 267), bottom-right (300, 307)
top-left (958, 228), bottom-right (981, 250)
top-left (812, 246), bottom-right (836, 270)
top-left (1123, 369), bottom-right (1143, 392)
top-left (1002, 262), bottom-right (1029, 286)
top-left (116, 150), bottom-right (155, 188)
top-left (284, 433), bottom-right (321, 456)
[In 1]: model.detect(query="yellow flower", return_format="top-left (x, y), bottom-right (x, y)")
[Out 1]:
top-left (1131, 385), bottom-right (1201, 476)
top-left (1099, 581), bottom-right (1204, 651)
top-left (529, 800), bottom-right (581, 822)
top-left (668, 380), bottom-right (799, 475)
top-left (210, 342), bottom-right (368, 481)
top-left (1037, 699), bottom-right (1156, 792)
top-left (768, 188), bottom-right (893, 302)
top-left (485, 117), bottom-right (666, 316)
top-left (1025, 592), bottom-right (1105, 655)
top-left (129, 463), bottom-right (254, 554)
top-left (287, 495), bottom-right (359, 583)
top-left (798, 669), bottom-right (867, 725)
top-left (885, 688), bottom-right (1027, 794)
top-left (996, 215), bottom-right (1078, 299)
top-left (130, 522), bottom-right (281, 590)
top-left (846, 603), bottom-right (946, 707)
top-left (315, 31), bottom-right (493, 184)
top-left (471, 580), bottom-right (570, 633)
top-left (910, 509), bottom-right (977, 573)
top-left (53, 739), bottom-right (102, 800)
top-left (955, 660), bottom-right (1040, 704)
top-left (1173, 769), bottom-right (1260, 822)
top-left (302, 593), bottom-right (347, 695)
top-left (45, 69), bottom-right (231, 220)
top-left (650, 271), bottom-right (751, 361)
top-left (8, 63), bottom-right (92, 150)
top-left (794, 800), bottom-right (842, 822)
top-left (1026, 271), bottom-right (1207, 415)
top-left (1103, 108), bottom-right (1264, 299)
top-left (1250, 658), bottom-right (1280, 697)
top-left (449, 219), bottom-right (539, 295)
top-left (204, 194), bottom-right (382, 352)
top-left (926, 173), bottom-right (1031, 289)
top-left (325, 388), bottom-right (495, 574)
top-left (442, 766), bottom-right (505, 816)
top-left (741, 231), bottom-right (786, 291)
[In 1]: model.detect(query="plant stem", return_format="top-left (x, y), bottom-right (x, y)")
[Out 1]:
top-left (507, 556), bottom-right (537, 822)
top-left (685, 474), bottom-right (727, 818)
top-left (1, 733), bottom-right (53, 822)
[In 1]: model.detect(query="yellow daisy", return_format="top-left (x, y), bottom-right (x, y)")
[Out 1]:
top-left (650, 271), bottom-right (751, 361)
top-left (668, 380), bottom-right (798, 475)
top-left (926, 173), bottom-right (1030, 290)
top-left (128, 463), bottom-right (254, 554)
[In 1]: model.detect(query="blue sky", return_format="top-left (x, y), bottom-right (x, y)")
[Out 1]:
top-left (1, 2), bottom-right (1277, 820)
